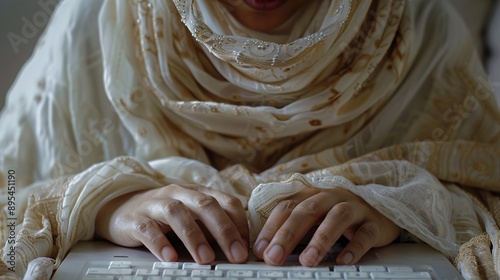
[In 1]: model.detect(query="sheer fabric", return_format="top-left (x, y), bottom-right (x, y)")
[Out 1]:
top-left (0, 0), bottom-right (499, 279)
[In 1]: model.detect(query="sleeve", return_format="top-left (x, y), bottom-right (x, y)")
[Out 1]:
top-left (247, 141), bottom-right (500, 279)
top-left (0, 0), bottom-right (136, 277)
top-left (0, 0), bottom-right (131, 189)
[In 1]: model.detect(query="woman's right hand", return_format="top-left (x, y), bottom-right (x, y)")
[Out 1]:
top-left (95, 184), bottom-right (249, 264)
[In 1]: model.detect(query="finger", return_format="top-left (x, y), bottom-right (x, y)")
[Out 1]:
top-left (299, 201), bottom-right (362, 267)
top-left (264, 193), bottom-right (333, 266)
top-left (130, 216), bottom-right (178, 262)
top-left (253, 199), bottom-right (298, 259)
top-left (171, 186), bottom-right (248, 263)
top-left (254, 188), bottom-right (321, 258)
top-left (197, 189), bottom-right (249, 263)
top-left (146, 197), bottom-right (216, 264)
top-left (196, 186), bottom-right (250, 246)
top-left (336, 222), bottom-right (380, 265)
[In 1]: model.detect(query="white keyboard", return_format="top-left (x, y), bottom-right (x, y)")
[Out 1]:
top-left (82, 261), bottom-right (435, 280)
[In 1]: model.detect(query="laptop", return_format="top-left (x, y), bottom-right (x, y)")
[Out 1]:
top-left (51, 235), bottom-right (464, 280)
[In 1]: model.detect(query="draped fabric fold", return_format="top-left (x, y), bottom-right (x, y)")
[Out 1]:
top-left (0, 0), bottom-right (499, 279)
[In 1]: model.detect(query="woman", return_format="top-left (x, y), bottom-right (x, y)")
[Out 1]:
top-left (1, 0), bottom-right (499, 279)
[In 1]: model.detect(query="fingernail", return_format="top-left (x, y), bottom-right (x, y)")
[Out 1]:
top-left (341, 252), bottom-right (354, 264)
top-left (265, 244), bottom-right (285, 265)
top-left (301, 246), bottom-right (319, 266)
top-left (254, 239), bottom-right (269, 256)
top-left (230, 241), bottom-right (247, 262)
top-left (161, 246), bottom-right (176, 261)
top-left (197, 244), bottom-right (215, 264)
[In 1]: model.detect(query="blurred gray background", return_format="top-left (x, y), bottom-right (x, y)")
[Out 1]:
top-left (0, 0), bottom-right (59, 109)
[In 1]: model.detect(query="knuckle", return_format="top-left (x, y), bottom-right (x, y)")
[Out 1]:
top-left (313, 232), bottom-right (333, 249)
top-left (295, 200), bottom-right (321, 217)
top-left (275, 228), bottom-right (296, 242)
top-left (186, 184), bottom-right (204, 190)
top-left (216, 223), bottom-right (236, 237)
top-left (276, 199), bottom-right (298, 212)
top-left (194, 195), bottom-right (219, 209)
top-left (222, 195), bottom-right (242, 208)
top-left (181, 225), bottom-right (201, 239)
top-left (331, 203), bottom-right (354, 221)
top-left (163, 184), bottom-right (182, 192)
top-left (261, 223), bottom-right (279, 237)
top-left (349, 239), bottom-right (369, 253)
top-left (359, 224), bottom-right (379, 242)
top-left (348, 224), bottom-right (379, 253)
top-left (148, 230), bottom-right (166, 245)
top-left (162, 200), bottom-right (186, 216)
top-left (135, 219), bottom-right (157, 236)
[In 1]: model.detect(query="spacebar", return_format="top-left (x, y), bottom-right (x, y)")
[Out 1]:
top-left (87, 268), bottom-right (134, 275)
top-left (215, 263), bottom-right (330, 271)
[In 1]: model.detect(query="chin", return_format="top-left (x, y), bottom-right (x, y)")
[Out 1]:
top-left (226, 0), bottom-right (308, 32)
top-left (243, 0), bottom-right (287, 11)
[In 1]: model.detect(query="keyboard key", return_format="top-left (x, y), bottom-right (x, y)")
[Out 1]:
top-left (182, 263), bottom-right (211, 270)
top-left (118, 277), bottom-right (143, 280)
top-left (344, 272), bottom-right (370, 279)
top-left (227, 270), bottom-right (254, 277)
top-left (387, 266), bottom-right (413, 272)
top-left (289, 271), bottom-right (314, 278)
top-left (370, 271), bottom-right (432, 279)
top-left (153, 262), bottom-right (180, 269)
top-left (275, 279), bottom-right (313, 280)
top-left (136, 269), bottom-right (160, 276)
top-left (358, 265), bottom-right (386, 272)
top-left (316, 271), bottom-right (343, 279)
top-left (258, 271), bottom-right (286, 278)
top-left (191, 270), bottom-right (224, 277)
top-left (215, 263), bottom-right (329, 271)
top-left (277, 278), bottom-right (314, 280)
top-left (146, 277), bottom-right (172, 280)
top-left (109, 261), bottom-right (132, 268)
top-left (87, 268), bottom-right (134, 275)
top-left (333, 265), bottom-right (358, 272)
top-left (83, 276), bottom-right (114, 280)
top-left (176, 278), bottom-right (201, 280)
top-left (162, 269), bottom-right (188, 276)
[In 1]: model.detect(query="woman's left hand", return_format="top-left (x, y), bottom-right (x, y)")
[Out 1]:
top-left (253, 187), bottom-right (401, 267)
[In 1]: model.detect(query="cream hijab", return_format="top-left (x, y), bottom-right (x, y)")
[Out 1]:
top-left (0, 0), bottom-right (499, 279)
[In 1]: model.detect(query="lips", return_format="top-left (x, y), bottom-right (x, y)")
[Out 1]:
top-left (243, 0), bottom-right (286, 11)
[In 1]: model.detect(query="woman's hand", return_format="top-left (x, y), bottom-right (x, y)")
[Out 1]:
top-left (95, 184), bottom-right (249, 264)
top-left (253, 187), bottom-right (400, 267)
